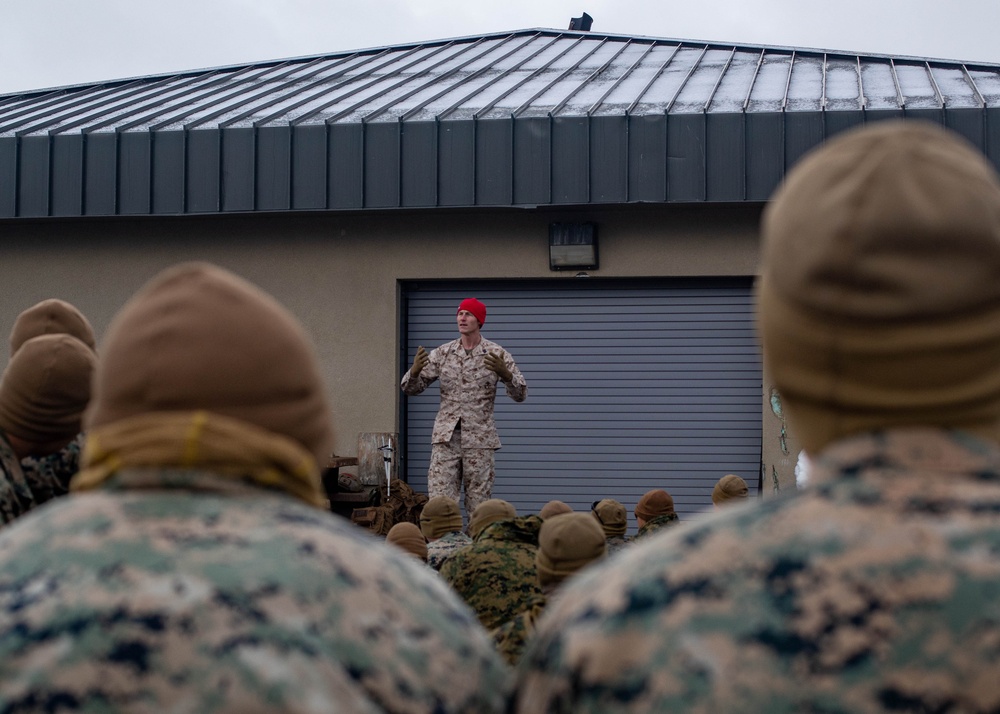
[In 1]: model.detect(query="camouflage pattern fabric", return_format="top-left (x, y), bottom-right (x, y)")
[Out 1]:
top-left (0, 467), bottom-right (511, 713)
top-left (513, 429), bottom-right (1000, 713)
top-left (428, 530), bottom-right (472, 571)
top-left (0, 433), bottom-right (35, 525)
top-left (19, 432), bottom-right (83, 505)
top-left (401, 337), bottom-right (526, 514)
top-left (426, 428), bottom-right (495, 518)
top-left (631, 512), bottom-right (679, 542)
top-left (400, 337), bottom-right (527, 449)
top-left (604, 534), bottom-right (631, 555)
top-left (491, 593), bottom-right (547, 666)
top-left (440, 515), bottom-right (543, 631)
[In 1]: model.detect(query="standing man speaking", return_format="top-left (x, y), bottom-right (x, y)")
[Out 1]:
top-left (401, 298), bottom-right (527, 517)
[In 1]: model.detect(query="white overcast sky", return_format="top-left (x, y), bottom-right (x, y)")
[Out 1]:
top-left (3, 0), bottom-right (999, 96)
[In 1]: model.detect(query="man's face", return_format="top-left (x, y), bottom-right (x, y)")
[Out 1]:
top-left (457, 309), bottom-right (480, 335)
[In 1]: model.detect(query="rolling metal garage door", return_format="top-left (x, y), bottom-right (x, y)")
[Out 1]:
top-left (401, 279), bottom-right (761, 531)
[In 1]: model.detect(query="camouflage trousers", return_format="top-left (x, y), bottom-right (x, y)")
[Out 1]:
top-left (428, 427), bottom-right (495, 519)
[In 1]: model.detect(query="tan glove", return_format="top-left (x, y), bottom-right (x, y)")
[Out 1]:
top-left (410, 346), bottom-right (429, 377)
top-left (484, 352), bottom-right (513, 382)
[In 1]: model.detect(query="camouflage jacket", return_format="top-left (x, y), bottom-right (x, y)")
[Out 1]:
top-left (513, 429), bottom-right (1000, 713)
top-left (0, 467), bottom-right (511, 713)
top-left (491, 593), bottom-right (547, 666)
top-left (428, 530), bottom-right (472, 571)
top-left (20, 432), bottom-right (83, 505)
top-left (401, 337), bottom-right (526, 449)
top-left (605, 534), bottom-right (631, 555)
top-left (0, 433), bottom-right (35, 525)
top-left (631, 512), bottom-right (679, 542)
top-left (440, 515), bottom-right (543, 630)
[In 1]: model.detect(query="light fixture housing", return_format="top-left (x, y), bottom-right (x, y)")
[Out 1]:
top-left (549, 222), bottom-right (598, 271)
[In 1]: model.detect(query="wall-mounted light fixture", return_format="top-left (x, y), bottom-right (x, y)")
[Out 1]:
top-left (549, 222), bottom-right (598, 271)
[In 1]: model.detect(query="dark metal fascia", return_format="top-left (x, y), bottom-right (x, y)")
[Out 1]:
top-left (926, 62), bottom-right (946, 108)
top-left (961, 64), bottom-right (987, 108)
top-left (140, 64), bottom-right (298, 132)
top-left (704, 47), bottom-right (737, 112)
top-left (588, 40), bottom-right (655, 116)
top-left (471, 35), bottom-right (571, 119)
top-left (316, 42), bottom-right (464, 124)
top-left (361, 37), bottom-right (494, 122)
top-left (188, 57), bottom-right (342, 130)
top-left (780, 51), bottom-right (795, 111)
top-left (626, 43), bottom-right (681, 114)
top-left (435, 33), bottom-right (549, 120)
top-left (889, 59), bottom-right (906, 109)
top-left (513, 37), bottom-right (606, 118)
top-left (741, 48), bottom-right (766, 112)
top-left (4, 80), bottom-right (146, 135)
top-left (552, 38), bottom-right (633, 116)
top-left (664, 45), bottom-right (709, 114)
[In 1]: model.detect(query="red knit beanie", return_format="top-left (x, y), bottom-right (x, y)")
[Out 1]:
top-left (457, 298), bottom-right (486, 327)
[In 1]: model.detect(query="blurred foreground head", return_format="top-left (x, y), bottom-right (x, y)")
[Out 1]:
top-left (758, 121), bottom-right (1000, 455)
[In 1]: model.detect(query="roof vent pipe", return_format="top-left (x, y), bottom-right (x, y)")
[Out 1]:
top-left (569, 13), bottom-right (593, 31)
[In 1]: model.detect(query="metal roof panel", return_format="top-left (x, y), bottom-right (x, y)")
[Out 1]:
top-left (2, 27), bottom-right (1000, 217)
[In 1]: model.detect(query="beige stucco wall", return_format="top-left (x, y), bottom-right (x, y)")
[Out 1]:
top-left (1, 202), bottom-right (795, 493)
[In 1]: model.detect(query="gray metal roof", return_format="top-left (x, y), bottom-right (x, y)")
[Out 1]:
top-left (3, 28), bottom-right (1000, 218)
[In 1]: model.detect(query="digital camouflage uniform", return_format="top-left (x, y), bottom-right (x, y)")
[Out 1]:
top-left (401, 337), bottom-right (526, 517)
top-left (514, 429), bottom-right (1000, 713)
top-left (0, 468), bottom-right (512, 713)
top-left (19, 432), bottom-right (83, 505)
top-left (440, 514), bottom-right (542, 631)
top-left (631, 512), bottom-right (679, 542)
top-left (0, 433), bottom-right (35, 525)
top-left (604, 534), bottom-right (631, 555)
top-left (491, 593), bottom-right (546, 666)
top-left (427, 530), bottom-right (472, 571)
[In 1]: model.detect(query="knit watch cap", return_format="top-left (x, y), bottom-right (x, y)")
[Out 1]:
top-left (85, 262), bottom-right (334, 466)
top-left (386, 522), bottom-right (429, 562)
top-left (635, 489), bottom-right (675, 521)
top-left (10, 299), bottom-right (96, 356)
top-left (536, 512), bottom-right (607, 588)
top-left (419, 495), bottom-right (464, 539)
top-left (539, 499), bottom-right (573, 519)
top-left (712, 474), bottom-right (750, 506)
top-left (469, 498), bottom-right (516, 539)
top-left (0, 334), bottom-right (95, 444)
top-left (592, 498), bottom-right (627, 537)
top-left (457, 298), bottom-right (487, 327)
top-left (758, 120), bottom-right (1000, 454)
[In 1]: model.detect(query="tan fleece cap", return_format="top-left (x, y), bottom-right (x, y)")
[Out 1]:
top-left (758, 120), bottom-right (1000, 454)
top-left (536, 513), bottom-right (607, 588)
top-left (10, 299), bottom-right (96, 356)
top-left (469, 498), bottom-right (517, 538)
top-left (0, 334), bottom-right (95, 444)
top-left (592, 498), bottom-right (627, 537)
top-left (419, 495), bottom-right (463, 539)
top-left (539, 500), bottom-right (573, 519)
top-left (386, 522), bottom-right (428, 562)
top-left (635, 489), bottom-right (675, 520)
top-left (85, 262), bottom-right (334, 465)
top-left (712, 474), bottom-right (749, 505)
